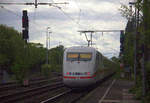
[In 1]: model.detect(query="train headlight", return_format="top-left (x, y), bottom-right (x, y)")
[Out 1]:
top-left (66, 72), bottom-right (70, 75)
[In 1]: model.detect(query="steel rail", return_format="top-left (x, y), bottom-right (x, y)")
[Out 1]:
top-left (0, 76), bottom-right (62, 92)
top-left (41, 89), bottom-right (72, 103)
top-left (0, 82), bottom-right (64, 102)
top-left (41, 73), bottom-right (115, 103)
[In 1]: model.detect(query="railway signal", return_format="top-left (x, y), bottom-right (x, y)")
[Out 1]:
top-left (22, 10), bottom-right (29, 41)
top-left (0, 1), bottom-right (68, 42)
top-left (22, 10), bottom-right (28, 28)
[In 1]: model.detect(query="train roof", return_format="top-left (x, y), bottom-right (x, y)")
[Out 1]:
top-left (65, 46), bottom-right (97, 52)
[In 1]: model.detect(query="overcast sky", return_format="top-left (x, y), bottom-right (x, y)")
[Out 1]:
top-left (0, 0), bottom-right (130, 58)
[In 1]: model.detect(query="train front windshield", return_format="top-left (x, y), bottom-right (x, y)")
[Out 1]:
top-left (67, 53), bottom-right (92, 61)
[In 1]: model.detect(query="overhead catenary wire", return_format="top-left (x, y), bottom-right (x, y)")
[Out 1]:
top-left (0, 0), bottom-right (93, 34)
top-left (50, 0), bottom-right (94, 30)
top-left (56, 7), bottom-right (94, 31)
top-left (0, 3), bottom-right (71, 43)
top-left (0, 1), bottom-right (120, 57)
top-left (53, 3), bottom-right (120, 57)
top-left (0, 1), bottom-right (88, 47)
top-left (51, 1), bottom-right (120, 57)
top-left (72, 0), bottom-right (81, 24)
top-left (0, 2), bottom-right (66, 31)
top-left (0, 5), bottom-right (46, 36)
top-left (0, 5), bottom-right (21, 19)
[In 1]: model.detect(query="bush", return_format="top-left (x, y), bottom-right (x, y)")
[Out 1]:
top-left (55, 65), bottom-right (62, 73)
top-left (12, 62), bottom-right (29, 84)
top-left (41, 64), bottom-right (53, 77)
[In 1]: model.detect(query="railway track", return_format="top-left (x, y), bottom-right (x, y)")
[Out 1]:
top-left (40, 73), bottom-right (115, 103)
top-left (0, 72), bottom-right (61, 87)
top-left (0, 76), bottom-right (46, 86)
top-left (41, 88), bottom-right (92, 103)
top-left (40, 89), bottom-right (72, 103)
top-left (40, 84), bottom-right (102, 103)
top-left (0, 73), bottom-right (114, 103)
top-left (0, 81), bottom-right (64, 103)
top-left (40, 73), bottom-right (114, 103)
top-left (0, 76), bottom-right (62, 94)
top-left (40, 84), bottom-right (101, 103)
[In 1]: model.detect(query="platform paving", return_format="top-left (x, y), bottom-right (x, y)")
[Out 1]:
top-left (78, 79), bottom-right (141, 103)
top-left (101, 79), bottom-right (141, 103)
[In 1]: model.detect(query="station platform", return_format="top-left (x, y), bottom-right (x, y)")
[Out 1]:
top-left (77, 79), bottom-right (141, 103)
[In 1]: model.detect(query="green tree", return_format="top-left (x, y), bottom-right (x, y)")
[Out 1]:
top-left (48, 45), bottom-right (64, 72)
top-left (0, 25), bottom-right (47, 83)
top-left (119, 1), bottom-right (150, 101)
top-left (0, 24), bottom-right (65, 83)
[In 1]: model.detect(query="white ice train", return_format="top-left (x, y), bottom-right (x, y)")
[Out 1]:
top-left (63, 46), bottom-right (115, 88)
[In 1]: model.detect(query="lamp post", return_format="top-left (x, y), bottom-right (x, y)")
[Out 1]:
top-left (129, 1), bottom-right (137, 85)
top-left (46, 27), bottom-right (50, 64)
top-left (59, 42), bottom-right (62, 46)
top-left (129, 0), bottom-right (146, 96)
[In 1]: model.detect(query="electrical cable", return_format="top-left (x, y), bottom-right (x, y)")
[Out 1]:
top-left (56, 7), bottom-right (93, 31)
top-left (1, 1), bottom-right (120, 55)
top-left (49, 0), bottom-right (120, 57)
top-left (0, 5), bottom-right (45, 35)
top-left (0, 5), bottom-right (21, 19)
top-left (49, 0), bottom-right (93, 30)
top-left (72, 0), bottom-right (81, 24)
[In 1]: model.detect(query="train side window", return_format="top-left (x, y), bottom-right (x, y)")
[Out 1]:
top-left (67, 52), bottom-right (92, 61)
top-left (67, 53), bottom-right (79, 61)
top-left (79, 53), bottom-right (92, 61)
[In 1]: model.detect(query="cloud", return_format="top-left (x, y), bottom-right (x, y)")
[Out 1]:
top-left (0, 0), bottom-right (128, 58)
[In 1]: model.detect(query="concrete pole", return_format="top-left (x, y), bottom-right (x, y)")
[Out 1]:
top-left (129, 1), bottom-right (137, 85)
top-left (46, 27), bottom-right (50, 64)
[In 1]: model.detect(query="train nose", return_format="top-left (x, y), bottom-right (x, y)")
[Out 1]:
top-left (63, 79), bottom-right (93, 87)
top-left (63, 74), bottom-right (96, 87)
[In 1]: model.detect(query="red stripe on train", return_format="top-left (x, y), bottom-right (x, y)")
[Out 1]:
top-left (63, 75), bottom-right (96, 79)
top-left (64, 76), bottom-right (76, 79)
top-left (80, 75), bottom-right (96, 79)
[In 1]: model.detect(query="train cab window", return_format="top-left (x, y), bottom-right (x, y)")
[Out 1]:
top-left (79, 53), bottom-right (92, 61)
top-left (67, 52), bottom-right (92, 61)
top-left (67, 53), bottom-right (79, 61)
